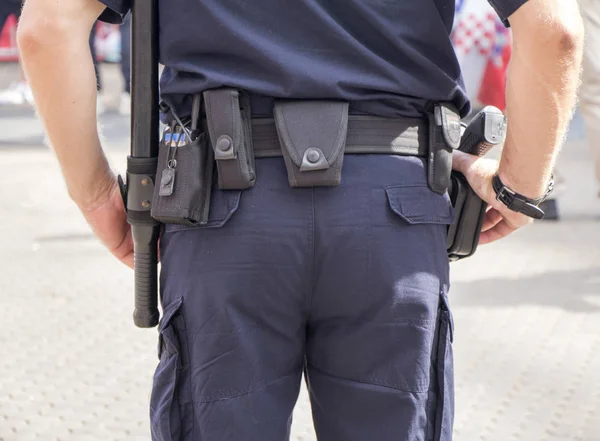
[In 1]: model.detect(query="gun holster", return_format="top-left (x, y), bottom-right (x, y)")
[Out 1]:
top-left (446, 171), bottom-right (487, 261)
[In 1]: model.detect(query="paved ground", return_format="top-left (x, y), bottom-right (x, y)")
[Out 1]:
top-left (1, 63), bottom-right (599, 441)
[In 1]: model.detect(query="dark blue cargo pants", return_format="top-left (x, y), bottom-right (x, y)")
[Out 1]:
top-left (152, 154), bottom-right (455, 441)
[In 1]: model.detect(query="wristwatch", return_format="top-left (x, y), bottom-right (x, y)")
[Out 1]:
top-left (492, 173), bottom-right (554, 220)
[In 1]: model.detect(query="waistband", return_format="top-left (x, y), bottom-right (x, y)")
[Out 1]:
top-left (250, 115), bottom-right (429, 158)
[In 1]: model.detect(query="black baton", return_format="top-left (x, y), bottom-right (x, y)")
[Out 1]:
top-left (125, 0), bottom-right (160, 328)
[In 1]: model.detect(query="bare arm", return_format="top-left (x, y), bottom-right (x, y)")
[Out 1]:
top-left (453, 0), bottom-right (584, 243)
top-left (18, 0), bottom-right (134, 266)
top-left (500, 0), bottom-right (584, 197)
top-left (18, 0), bottom-right (111, 208)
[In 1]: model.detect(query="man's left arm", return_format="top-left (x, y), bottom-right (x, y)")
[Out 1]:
top-left (18, 0), bottom-right (134, 267)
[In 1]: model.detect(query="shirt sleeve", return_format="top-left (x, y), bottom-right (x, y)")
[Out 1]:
top-left (97, 0), bottom-right (131, 24)
top-left (487, 0), bottom-right (529, 26)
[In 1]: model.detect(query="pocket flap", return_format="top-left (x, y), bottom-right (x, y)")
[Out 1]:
top-left (204, 88), bottom-right (243, 160)
top-left (386, 185), bottom-right (455, 225)
top-left (274, 100), bottom-right (348, 170)
top-left (164, 189), bottom-right (242, 233)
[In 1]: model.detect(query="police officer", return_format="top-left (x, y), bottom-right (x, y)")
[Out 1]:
top-left (18, 0), bottom-right (582, 440)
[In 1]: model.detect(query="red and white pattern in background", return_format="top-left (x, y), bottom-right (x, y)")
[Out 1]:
top-left (451, 0), bottom-right (512, 111)
top-left (0, 17), bottom-right (121, 63)
top-left (0, 16), bottom-right (18, 62)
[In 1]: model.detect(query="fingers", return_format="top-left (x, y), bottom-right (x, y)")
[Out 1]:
top-left (452, 153), bottom-right (500, 209)
top-left (121, 252), bottom-right (135, 270)
top-left (479, 219), bottom-right (519, 245)
top-left (452, 150), bottom-right (477, 175)
top-left (482, 208), bottom-right (503, 232)
top-left (453, 149), bottom-right (533, 246)
top-left (479, 207), bottom-right (533, 245)
top-left (113, 230), bottom-right (135, 269)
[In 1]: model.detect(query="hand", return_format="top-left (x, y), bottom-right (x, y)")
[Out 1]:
top-left (452, 150), bottom-right (534, 245)
top-left (79, 175), bottom-right (134, 268)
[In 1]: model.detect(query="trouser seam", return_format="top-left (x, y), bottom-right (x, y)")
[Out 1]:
top-left (306, 187), bottom-right (316, 312)
top-left (306, 361), bottom-right (428, 394)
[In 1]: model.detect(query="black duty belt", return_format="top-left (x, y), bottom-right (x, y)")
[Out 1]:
top-left (250, 115), bottom-right (429, 159)
top-left (199, 91), bottom-right (456, 190)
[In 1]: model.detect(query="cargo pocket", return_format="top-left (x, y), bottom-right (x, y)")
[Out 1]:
top-left (432, 293), bottom-right (454, 441)
top-left (385, 184), bottom-right (455, 226)
top-left (381, 184), bottom-right (455, 261)
top-left (150, 297), bottom-right (194, 441)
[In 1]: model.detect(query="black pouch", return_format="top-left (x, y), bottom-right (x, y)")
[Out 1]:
top-left (150, 133), bottom-right (214, 226)
top-left (428, 104), bottom-right (462, 194)
top-left (203, 88), bottom-right (256, 190)
top-left (446, 172), bottom-right (487, 261)
top-left (274, 100), bottom-right (348, 187)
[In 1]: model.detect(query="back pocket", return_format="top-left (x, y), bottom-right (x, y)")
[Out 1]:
top-left (385, 185), bottom-right (455, 226)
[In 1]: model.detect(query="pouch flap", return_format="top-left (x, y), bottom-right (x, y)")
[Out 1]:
top-left (204, 88), bottom-right (243, 161)
top-left (436, 105), bottom-right (461, 150)
top-left (385, 185), bottom-right (455, 225)
top-left (274, 101), bottom-right (349, 171)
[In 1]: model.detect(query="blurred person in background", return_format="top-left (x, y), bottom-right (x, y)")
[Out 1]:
top-left (578, 0), bottom-right (600, 199)
top-left (89, 21), bottom-right (104, 114)
top-left (118, 13), bottom-right (131, 115)
top-left (0, 0), bottom-right (33, 106)
top-left (89, 15), bottom-right (131, 115)
top-left (17, 0), bottom-right (582, 440)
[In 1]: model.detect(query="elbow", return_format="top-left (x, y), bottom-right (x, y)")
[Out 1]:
top-left (514, 7), bottom-right (585, 59)
top-left (554, 21), bottom-right (584, 57)
top-left (510, 1), bottom-right (585, 71)
top-left (17, 12), bottom-right (71, 60)
top-left (539, 14), bottom-right (585, 60)
top-left (16, 23), bottom-right (42, 61)
top-left (17, 16), bottom-right (49, 59)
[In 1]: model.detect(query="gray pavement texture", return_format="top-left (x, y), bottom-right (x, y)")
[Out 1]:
top-left (1, 62), bottom-right (600, 441)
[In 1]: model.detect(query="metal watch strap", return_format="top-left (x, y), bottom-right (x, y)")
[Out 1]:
top-left (492, 174), bottom-right (554, 220)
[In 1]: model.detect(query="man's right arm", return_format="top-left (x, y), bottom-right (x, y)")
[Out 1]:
top-left (453, 0), bottom-right (584, 244)
top-left (499, 0), bottom-right (584, 199)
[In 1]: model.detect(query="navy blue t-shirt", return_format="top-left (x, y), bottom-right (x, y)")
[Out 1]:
top-left (99, 0), bottom-right (527, 119)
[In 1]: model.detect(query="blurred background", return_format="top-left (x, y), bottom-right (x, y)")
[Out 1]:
top-left (0, 1), bottom-right (599, 441)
